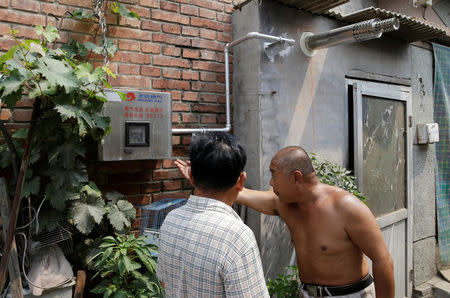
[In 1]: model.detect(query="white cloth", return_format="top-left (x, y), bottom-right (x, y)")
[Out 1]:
top-left (157, 195), bottom-right (269, 298)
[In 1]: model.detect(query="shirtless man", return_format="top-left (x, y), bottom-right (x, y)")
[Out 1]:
top-left (176, 146), bottom-right (394, 297)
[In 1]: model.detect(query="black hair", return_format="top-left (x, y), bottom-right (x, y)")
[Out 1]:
top-left (189, 132), bottom-right (247, 192)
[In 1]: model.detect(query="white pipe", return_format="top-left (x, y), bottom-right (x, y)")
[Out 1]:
top-left (172, 32), bottom-right (295, 135)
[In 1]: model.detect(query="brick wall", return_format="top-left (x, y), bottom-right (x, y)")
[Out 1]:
top-left (0, 0), bottom-right (234, 227)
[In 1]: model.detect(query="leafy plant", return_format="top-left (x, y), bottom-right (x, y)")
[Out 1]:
top-left (311, 154), bottom-right (367, 204)
top-left (88, 234), bottom-right (164, 298)
top-left (0, 26), bottom-right (133, 234)
top-left (267, 266), bottom-right (300, 298)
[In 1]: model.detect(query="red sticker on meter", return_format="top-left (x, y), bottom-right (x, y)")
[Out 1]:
top-left (126, 92), bottom-right (136, 101)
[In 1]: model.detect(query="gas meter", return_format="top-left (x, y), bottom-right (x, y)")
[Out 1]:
top-left (99, 90), bottom-right (172, 160)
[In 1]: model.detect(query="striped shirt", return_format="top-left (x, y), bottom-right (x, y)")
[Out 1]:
top-left (157, 195), bottom-right (269, 298)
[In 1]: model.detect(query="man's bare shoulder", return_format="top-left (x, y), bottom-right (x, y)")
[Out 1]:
top-left (327, 186), bottom-right (370, 217)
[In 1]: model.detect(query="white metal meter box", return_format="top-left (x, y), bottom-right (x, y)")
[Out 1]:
top-left (417, 123), bottom-right (439, 144)
top-left (99, 90), bottom-right (172, 160)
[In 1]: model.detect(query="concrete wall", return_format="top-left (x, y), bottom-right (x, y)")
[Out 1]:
top-left (233, 0), bottom-right (422, 280)
top-left (410, 45), bottom-right (438, 286)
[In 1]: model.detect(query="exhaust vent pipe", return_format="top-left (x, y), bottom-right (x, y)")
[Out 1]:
top-left (300, 17), bottom-right (400, 57)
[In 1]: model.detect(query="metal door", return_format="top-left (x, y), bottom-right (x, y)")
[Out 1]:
top-left (348, 79), bottom-right (412, 297)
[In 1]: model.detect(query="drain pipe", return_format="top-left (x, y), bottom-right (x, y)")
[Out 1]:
top-left (172, 32), bottom-right (295, 134)
top-left (300, 17), bottom-right (400, 57)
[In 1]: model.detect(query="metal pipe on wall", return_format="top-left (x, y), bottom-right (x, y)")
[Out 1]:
top-left (300, 17), bottom-right (400, 57)
top-left (172, 32), bottom-right (295, 134)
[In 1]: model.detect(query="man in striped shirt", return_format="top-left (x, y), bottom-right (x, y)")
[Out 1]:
top-left (157, 132), bottom-right (269, 298)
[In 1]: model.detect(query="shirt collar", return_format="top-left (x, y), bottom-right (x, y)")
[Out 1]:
top-left (187, 195), bottom-right (242, 221)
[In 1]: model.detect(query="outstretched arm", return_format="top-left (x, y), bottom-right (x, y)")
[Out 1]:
top-left (237, 188), bottom-right (279, 216)
top-left (339, 195), bottom-right (395, 298)
top-left (174, 159), bottom-right (279, 215)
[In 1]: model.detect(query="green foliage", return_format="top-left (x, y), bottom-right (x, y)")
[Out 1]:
top-left (267, 266), bottom-right (300, 298)
top-left (0, 26), bottom-right (132, 235)
top-left (88, 234), bottom-right (164, 297)
top-left (311, 154), bottom-right (367, 204)
top-left (110, 2), bottom-right (140, 20)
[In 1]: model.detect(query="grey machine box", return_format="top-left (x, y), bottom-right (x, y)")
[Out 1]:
top-left (99, 90), bottom-right (172, 161)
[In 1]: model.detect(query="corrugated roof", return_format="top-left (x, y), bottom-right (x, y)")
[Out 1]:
top-left (327, 7), bottom-right (450, 46)
top-left (274, 0), bottom-right (349, 14)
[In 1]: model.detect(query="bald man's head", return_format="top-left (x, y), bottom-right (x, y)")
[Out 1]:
top-left (272, 146), bottom-right (315, 177)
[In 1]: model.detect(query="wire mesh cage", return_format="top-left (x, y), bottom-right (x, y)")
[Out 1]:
top-left (138, 198), bottom-right (187, 252)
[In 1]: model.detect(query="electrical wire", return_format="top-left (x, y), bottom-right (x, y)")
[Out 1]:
top-left (17, 232), bottom-right (75, 290)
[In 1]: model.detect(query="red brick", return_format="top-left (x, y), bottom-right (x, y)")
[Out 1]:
top-left (127, 195), bottom-right (151, 205)
top-left (15, 98), bottom-right (34, 108)
top-left (153, 169), bottom-right (184, 180)
top-left (130, 6), bottom-right (151, 18)
top-left (62, 19), bottom-right (95, 35)
top-left (109, 26), bottom-right (152, 41)
top-left (181, 113), bottom-right (197, 123)
top-left (182, 26), bottom-right (198, 37)
top-left (110, 172), bottom-right (152, 184)
top-left (0, 0), bottom-right (8, 8)
top-left (153, 191), bottom-right (190, 201)
top-left (191, 81), bottom-right (225, 93)
top-left (200, 50), bottom-right (216, 60)
top-left (172, 102), bottom-right (190, 112)
top-left (201, 114), bottom-right (216, 124)
top-left (59, 0), bottom-right (91, 8)
top-left (224, 24), bottom-right (232, 33)
top-left (109, 75), bottom-right (151, 88)
top-left (183, 92), bottom-right (199, 101)
top-left (0, 39), bottom-right (17, 52)
top-left (163, 159), bottom-right (177, 168)
top-left (172, 146), bottom-right (189, 156)
top-left (141, 66), bottom-right (161, 77)
top-left (181, 136), bottom-right (192, 145)
top-left (219, 0), bottom-right (231, 3)
top-left (191, 17), bottom-right (224, 31)
top-left (0, 10), bottom-right (45, 26)
top-left (139, 0), bottom-right (158, 8)
top-left (193, 61), bottom-right (224, 72)
top-left (141, 42), bottom-right (161, 54)
top-left (162, 23), bottom-right (181, 35)
top-left (163, 69), bottom-right (181, 79)
top-left (217, 13), bottom-right (231, 23)
top-left (151, 9), bottom-right (189, 25)
top-left (200, 28), bottom-right (216, 40)
top-left (141, 20), bottom-right (161, 31)
top-left (118, 0), bottom-right (139, 4)
top-left (218, 32), bottom-right (232, 43)
top-left (172, 113), bottom-right (180, 123)
top-left (218, 94), bottom-right (227, 104)
top-left (152, 79), bottom-right (190, 90)
top-left (182, 70), bottom-right (199, 80)
top-left (192, 38), bottom-right (223, 51)
top-left (180, 4), bottom-right (197, 16)
top-left (200, 93), bottom-right (217, 103)
top-left (119, 64), bottom-right (140, 75)
top-left (143, 182), bottom-right (162, 193)
top-left (200, 72), bottom-right (216, 82)
top-left (191, 0), bottom-right (223, 11)
top-left (163, 180), bottom-right (182, 191)
top-left (41, 3), bottom-right (68, 16)
top-left (69, 33), bottom-right (95, 43)
top-left (111, 52), bottom-right (151, 64)
top-left (119, 40), bottom-right (140, 51)
top-left (119, 17), bottom-right (140, 28)
top-left (153, 33), bottom-right (191, 46)
top-left (171, 90), bottom-right (182, 100)
top-left (183, 180), bottom-right (193, 189)
top-left (199, 8), bottom-right (215, 20)
top-left (224, 4), bottom-right (233, 13)
top-left (4, 123), bottom-right (29, 133)
top-left (162, 46), bottom-right (181, 57)
top-left (0, 109), bottom-right (11, 121)
top-left (161, 1), bottom-right (178, 12)
top-left (119, 184), bottom-right (141, 195)
top-left (99, 161), bottom-right (142, 173)
top-left (153, 56), bottom-right (190, 68)
top-left (218, 113), bottom-right (226, 123)
top-left (172, 135), bottom-right (181, 145)
top-left (193, 104), bottom-right (225, 113)
top-left (12, 109), bottom-right (32, 122)
top-left (182, 48), bottom-right (199, 59)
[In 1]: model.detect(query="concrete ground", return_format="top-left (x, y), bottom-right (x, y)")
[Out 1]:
top-left (414, 269), bottom-right (450, 298)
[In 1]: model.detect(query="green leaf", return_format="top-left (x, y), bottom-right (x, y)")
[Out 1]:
top-left (35, 25), bottom-right (60, 43)
top-left (70, 8), bottom-right (94, 21)
top-left (61, 39), bottom-right (88, 59)
top-left (29, 42), bottom-right (46, 57)
top-left (12, 127), bottom-right (28, 139)
top-left (111, 2), bottom-right (140, 20)
top-left (84, 38), bottom-right (117, 57)
top-left (102, 66), bottom-right (116, 78)
top-left (81, 181), bottom-right (102, 198)
top-left (71, 195), bottom-right (105, 234)
top-left (0, 68), bottom-right (26, 97)
top-left (104, 191), bottom-right (124, 203)
top-left (48, 141), bottom-right (85, 169)
top-left (22, 176), bottom-right (40, 198)
top-left (107, 200), bottom-right (136, 231)
top-left (0, 45), bottom-right (18, 65)
top-left (54, 104), bottom-right (77, 121)
top-left (37, 56), bottom-right (79, 93)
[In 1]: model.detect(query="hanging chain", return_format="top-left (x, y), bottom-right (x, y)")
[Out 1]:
top-left (92, 0), bottom-right (109, 66)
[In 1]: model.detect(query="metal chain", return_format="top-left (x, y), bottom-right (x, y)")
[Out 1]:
top-left (92, 0), bottom-right (109, 66)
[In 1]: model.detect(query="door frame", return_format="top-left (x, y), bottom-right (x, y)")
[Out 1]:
top-left (346, 79), bottom-right (413, 297)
